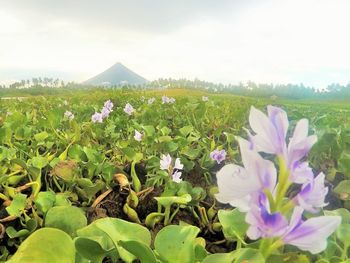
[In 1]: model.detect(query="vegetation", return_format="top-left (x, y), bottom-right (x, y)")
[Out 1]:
top-left (0, 89), bottom-right (349, 262)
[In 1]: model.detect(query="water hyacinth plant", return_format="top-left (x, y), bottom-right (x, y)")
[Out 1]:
top-left (215, 106), bottom-right (341, 258)
top-left (91, 99), bottom-right (114, 122)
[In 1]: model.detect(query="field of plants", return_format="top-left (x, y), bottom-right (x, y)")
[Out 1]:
top-left (0, 88), bottom-right (349, 263)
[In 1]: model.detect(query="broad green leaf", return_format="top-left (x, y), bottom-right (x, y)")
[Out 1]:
top-left (34, 191), bottom-right (56, 214)
top-left (119, 240), bottom-right (157, 263)
top-left (6, 193), bottom-right (27, 217)
top-left (202, 253), bottom-right (235, 263)
top-left (45, 206), bottom-right (87, 237)
top-left (34, 131), bottom-right (48, 142)
top-left (218, 209), bottom-right (249, 243)
top-left (234, 248), bottom-right (264, 263)
top-left (334, 180), bottom-right (350, 200)
top-left (32, 156), bottom-right (48, 169)
top-left (154, 225), bottom-right (200, 263)
top-left (7, 228), bottom-right (75, 263)
top-left (94, 218), bottom-right (151, 262)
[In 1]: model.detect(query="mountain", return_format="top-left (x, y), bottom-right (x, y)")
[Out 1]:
top-left (83, 62), bottom-right (148, 86)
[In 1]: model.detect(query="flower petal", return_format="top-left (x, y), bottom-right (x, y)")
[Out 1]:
top-left (283, 214), bottom-right (341, 254)
top-left (215, 164), bottom-right (258, 211)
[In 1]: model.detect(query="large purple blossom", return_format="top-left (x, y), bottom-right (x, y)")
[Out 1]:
top-left (215, 105), bottom-right (340, 254)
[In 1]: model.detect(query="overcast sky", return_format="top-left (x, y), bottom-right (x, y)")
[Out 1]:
top-left (1, 0), bottom-right (350, 88)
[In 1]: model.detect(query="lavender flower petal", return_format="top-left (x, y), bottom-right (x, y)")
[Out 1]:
top-left (283, 207), bottom-right (341, 254)
top-left (295, 173), bottom-right (328, 213)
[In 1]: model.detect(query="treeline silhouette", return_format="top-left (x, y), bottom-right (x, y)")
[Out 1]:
top-left (1, 77), bottom-right (350, 100)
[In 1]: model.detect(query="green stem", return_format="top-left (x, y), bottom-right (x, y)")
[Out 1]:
top-left (275, 156), bottom-right (291, 209)
top-left (131, 161), bottom-right (141, 192)
top-left (164, 206), bottom-right (171, 225)
top-left (259, 238), bottom-right (273, 258)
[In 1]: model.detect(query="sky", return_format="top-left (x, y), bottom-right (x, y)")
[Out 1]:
top-left (0, 0), bottom-right (350, 88)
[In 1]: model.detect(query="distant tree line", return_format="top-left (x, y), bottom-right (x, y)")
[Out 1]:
top-left (147, 78), bottom-right (350, 100)
top-left (1, 77), bottom-right (350, 100)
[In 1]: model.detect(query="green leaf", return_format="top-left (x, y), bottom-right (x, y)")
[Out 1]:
top-left (143, 125), bottom-right (155, 137)
top-left (7, 228), bottom-right (75, 263)
top-left (155, 194), bottom-right (192, 207)
top-left (267, 252), bottom-right (310, 263)
top-left (34, 191), bottom-right (56, 214)
top-left (338, 152), bottom-right (350, 178)
top-left (179, 125), bottom-right (194, 137)
top-left (32, 156), bottom-right (48, 169)
top-left (218, 209), bottom-right (249, 243)
top-left (6, 193), bottom-right (27, 217)
top-left (234, 248), bottom-right (264, 263)
top-left (336, 223), bottom-right (350, 247)
top-left (202, 253), bottom-right (235, 263)
top-left (45, 206), bottom-right (87, 237)
top-left (334, 180), bottom-right (350, 200)
top-left (119, 240), bottom-right (157, 263)
top-left (34, 131), bottom-right (49, 142)
top-left (324, 208), bottom-right (350, 224)
top-left (75, 223), bottom-right (118, 263)
top-left (94, 218), bottom-right (151, 262)
top-left (154, 225), bottom-right (200, 263)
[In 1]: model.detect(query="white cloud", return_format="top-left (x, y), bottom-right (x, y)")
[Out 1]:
top-left (0, 0), bottom-right (350, 88)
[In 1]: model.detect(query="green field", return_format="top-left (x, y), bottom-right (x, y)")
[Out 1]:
top-left (0, 89), bottom-right (349, 263)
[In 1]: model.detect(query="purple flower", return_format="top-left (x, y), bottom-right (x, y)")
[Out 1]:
top-left (162, 95), bottom-right (169, 104)
top-left (249, 105), bottom-right (288, 155)
top-left (148, 97), bottom-right (155, 105)
top-left (91, 112), bottom-right (103, 123)
top-left (210, 149), bottom-right (227, 164)
top-left (247, 201), bottom-right (341, 254)
top-left (294, 173), bottom-right (328, 213)
top-left (215, 139), bottom-right (277, 212)
top-left (103, 99), bottom-right (114, 111)
top-left (249, 106), bottom-right (317, 184)
top-left (282, 207), bottom-right (341, 254)
top-left (64, 110), bottom-right (74, 120)
top-left (124, 103), bottom-right (134, 115)
top-left (134, 130), bottom-right (142, 142)
top-left (101, 106), bottom-right (111, 118)
top-left (202, 96), bottom-right (209, 102)
top-left (246, 194), bottom-right (289, 239)
top-left (287, 119), bottom-right (317, 171)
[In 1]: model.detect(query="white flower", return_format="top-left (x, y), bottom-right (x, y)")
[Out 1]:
top-left (64, 110), bottom-right (74, 120)
top-left (134, 130), bottom-right (142, 142)
top-left (160, 154), bottom-right (172, 170)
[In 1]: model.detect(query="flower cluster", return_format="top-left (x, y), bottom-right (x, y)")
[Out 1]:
top-left (202, 96), bottom-right (209, 102)
top-left (64, 110), bottom-right (74, 120)
top-left (162, 95), bottom-right (175, 104)
top-left (91, 99), bottom-right (114, 123)
top-left (215, 106), bottom-right (341, 255)
top-left (160, 154), bottom-right (184, 183)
